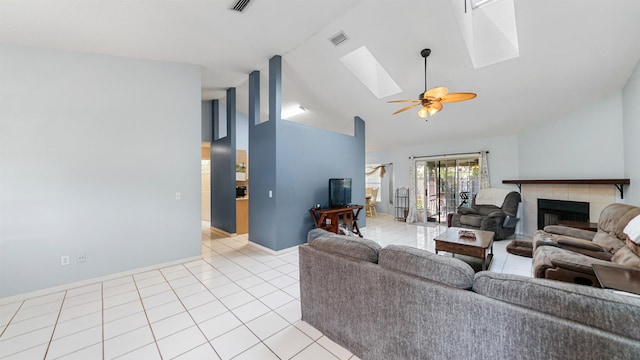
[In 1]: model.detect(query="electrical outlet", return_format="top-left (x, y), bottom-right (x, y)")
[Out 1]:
top-left (175, 192), bottom-right (182, 200)
top-left (77, 253), bottom-right (86, 263)
top-left (60, 255), bottom-right (70, 266)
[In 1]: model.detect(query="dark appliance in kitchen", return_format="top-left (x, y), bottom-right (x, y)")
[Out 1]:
top-left (236, 186), bottom-right (247, 198)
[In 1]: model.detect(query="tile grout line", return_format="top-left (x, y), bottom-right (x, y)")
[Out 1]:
top-left (101, 282), bottom-right (105, 360)
top-left (42, 290), bottom-right (67, 360)
top-left (131, 275), bottom-right (163, 360)
top-left (0, 299), bottom-right (25, 339)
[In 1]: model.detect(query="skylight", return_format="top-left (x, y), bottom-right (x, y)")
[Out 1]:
top-left (452, 0), bottom-right (519, 69)
top-left (339, 46), bottom-right (401, 99)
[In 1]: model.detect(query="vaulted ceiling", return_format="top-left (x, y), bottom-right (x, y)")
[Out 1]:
top-left (1, 0), bottom-right (639, 151)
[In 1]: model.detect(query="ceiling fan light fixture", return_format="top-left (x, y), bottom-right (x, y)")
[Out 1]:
top-left (427, 107), bottom-right (439, 116)
top-left (418, 107), bottom-right (428, 118)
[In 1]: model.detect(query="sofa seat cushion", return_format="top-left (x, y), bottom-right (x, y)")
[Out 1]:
top-left (307, 229), bottom-right (381, 263)
top-left (459, 214), bottom-right (483, 228)
top-left (473, 272), bottom-right (640, 341)
top-left (378, 245), bottom-right (475, 289)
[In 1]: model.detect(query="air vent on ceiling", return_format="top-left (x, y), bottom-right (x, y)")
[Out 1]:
top-left (230, 0), bottom-right (252, 12)
top-left (329, 31), bottom-right (349, 47)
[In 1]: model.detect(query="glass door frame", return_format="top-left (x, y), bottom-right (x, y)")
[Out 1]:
top-left (414, 154), bottom-right (480, 224)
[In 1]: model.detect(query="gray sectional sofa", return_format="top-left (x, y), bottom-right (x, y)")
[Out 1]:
top-left (299, 229), bottom-right (640, 360)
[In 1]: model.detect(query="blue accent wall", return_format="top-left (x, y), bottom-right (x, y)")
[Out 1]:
top-left (275, 118), bottom-right (366, 250)
top-left (249, 56), bottom-right (366, 251)
top-left (248, 70), bottom-right (278, 249)
top-left (210, 91), bottom-right (237, 233)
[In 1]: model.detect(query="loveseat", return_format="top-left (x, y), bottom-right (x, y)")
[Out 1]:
top-left (300, 229), bottom-right (640, 360)
top-left (533, 203), bottom-right (640, 287)
top-left (450, 188), bottom-right (521, 240)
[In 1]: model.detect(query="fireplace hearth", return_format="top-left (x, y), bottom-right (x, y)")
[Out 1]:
top-left (537, 199), bottom-right (589, 230)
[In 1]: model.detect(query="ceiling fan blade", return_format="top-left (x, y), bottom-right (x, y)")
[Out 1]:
top-left (392, 103), bottom-right (420, 115)
top-left (423, 86), bottom-right (448, 100)
top-left (441, 92), bottom-right (477, 103)
top-left (387, 99), bottom-right (421, 103)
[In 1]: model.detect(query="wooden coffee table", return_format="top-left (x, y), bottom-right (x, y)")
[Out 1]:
top-left (434, 227), bottom-right (495, 271)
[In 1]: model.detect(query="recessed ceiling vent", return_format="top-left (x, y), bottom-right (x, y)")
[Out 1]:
top-left (230, 0), bottom-right (252, 12)
top-left (329, 31), bottom-right (349, 47)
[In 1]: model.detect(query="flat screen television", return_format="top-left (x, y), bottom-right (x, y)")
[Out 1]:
top-left (329, 178), bottom-right (352, 208)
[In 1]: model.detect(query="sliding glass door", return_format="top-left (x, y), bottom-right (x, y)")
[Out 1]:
top-left (415, 156), bottom-right (479, 223)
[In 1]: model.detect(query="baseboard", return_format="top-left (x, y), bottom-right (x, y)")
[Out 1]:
top-left (247, 240), bottom-right (299, 256)
top-left (210, 226), bottom-right (235, 237)
top-left (0, 255), bottom-right (201, 305)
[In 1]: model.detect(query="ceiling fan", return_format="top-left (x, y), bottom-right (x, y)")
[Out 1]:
top-left (388, 48), bottom-right (476, 118)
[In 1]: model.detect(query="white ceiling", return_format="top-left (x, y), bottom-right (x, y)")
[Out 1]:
top-left (2, 0), bottom-right (639, 152)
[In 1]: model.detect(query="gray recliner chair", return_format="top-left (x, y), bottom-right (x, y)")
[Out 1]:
top-left (449, 189), bottom-right (521, 240)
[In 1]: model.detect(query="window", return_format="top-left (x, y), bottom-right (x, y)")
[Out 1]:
top-left (366, 165), bottom-right (383, 202)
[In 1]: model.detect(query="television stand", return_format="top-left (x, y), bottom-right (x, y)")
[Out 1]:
top-left (309, 205), bottom-right (364, 237)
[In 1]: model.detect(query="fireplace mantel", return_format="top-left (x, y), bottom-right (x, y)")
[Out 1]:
top-left (502, 179), bottom-right (630, 199)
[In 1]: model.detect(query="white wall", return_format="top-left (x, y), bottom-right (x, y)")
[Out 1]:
top-left (623, 60), bottom-right (640, 206)
top-left (517, 92), bottom-right (625, 179)
top-left (367, 133), bottom-right (520, 193)
top-left (0, 45), bottom-right (202, 297)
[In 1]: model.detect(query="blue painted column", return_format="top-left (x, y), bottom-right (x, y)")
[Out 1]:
top-left (249, 68), bottom-right (278, 248)
top-left (210, 90), bottom-right (237, 233)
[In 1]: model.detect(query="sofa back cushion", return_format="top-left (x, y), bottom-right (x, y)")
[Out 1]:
top-left (618, 208), bottom-right (640, 239)
top-left (473, 272), bottom-right (640, 341)
top-left (378, 245), bottom-right (475, 289)
top-left (597, 203), bottom-right (640, 240)
top-left (308, 230), bottom-right (381, 263)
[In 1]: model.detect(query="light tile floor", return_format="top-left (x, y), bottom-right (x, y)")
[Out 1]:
top-left (0, 215), bottom-right (532, 359)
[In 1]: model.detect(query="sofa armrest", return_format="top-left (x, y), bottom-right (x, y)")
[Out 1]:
top-left (457, 207), bottom-right (477, 215)
top-left (537, 236), bottom-right (613, 261)
top-left (543, 225), bottom-right (596, 240)
top-left (556, 238), bottom-right (607, 253)
top-left (548, 250), bottom-right (613, 275)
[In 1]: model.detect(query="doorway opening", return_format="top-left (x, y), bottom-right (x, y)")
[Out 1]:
top-left (415, 156), bottom-right (479, 223)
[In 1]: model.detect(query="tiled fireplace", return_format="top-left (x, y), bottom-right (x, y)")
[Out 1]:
top-left (520, 184), bottom-right (616, 237)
